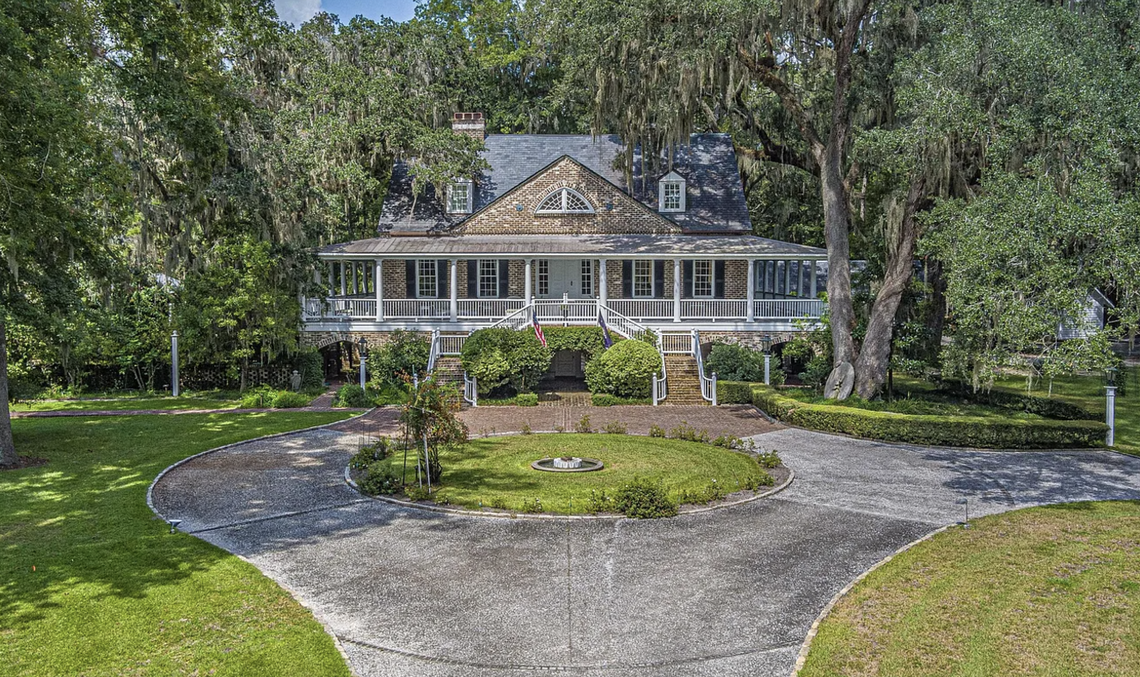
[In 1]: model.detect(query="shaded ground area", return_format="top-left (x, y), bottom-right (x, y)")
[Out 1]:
top-left (151, 415), bottom-right (1140, 677)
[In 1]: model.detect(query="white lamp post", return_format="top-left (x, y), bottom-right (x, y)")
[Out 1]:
top-left (1106, 367), bottom-right (1118, 447)
top-left (761, 334), bottom-right (772, 385)
top-left (357, 336), bottom-right (368, 387)
top-left (170, 330), bottom-right (179, 397)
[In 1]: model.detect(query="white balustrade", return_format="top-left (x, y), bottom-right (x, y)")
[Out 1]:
top-left (458, 299), bottom-right (526, 320)
top-left (753, 299), bottom-right (825, 320)
top-left (680, 299), bottom-right (748, 320)
top-left (534, 300), bottom-right (598, 323)
top-left (438, 334), bottom-right (467, 355)
top-left (385, 299), bottom-right (451, 320)
top-left (608, 299), bottom-right (673, 320)
top-left (658, 332), bottom-right (692, 354)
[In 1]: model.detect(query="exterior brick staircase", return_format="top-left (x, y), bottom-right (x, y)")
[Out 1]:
top-left (431, 356), bottom-right (465, 385)
top-left (663, 355), bottom-right (709, 406)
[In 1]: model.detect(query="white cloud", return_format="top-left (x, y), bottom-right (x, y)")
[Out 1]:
top-left (275, 0), bottom-right (323, 25)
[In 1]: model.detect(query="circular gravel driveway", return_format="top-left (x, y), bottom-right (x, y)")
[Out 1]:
top-left (150, 420), bottom-right (1140, 677)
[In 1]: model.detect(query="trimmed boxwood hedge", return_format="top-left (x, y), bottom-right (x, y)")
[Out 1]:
top-left (723, 382), bottom-right (1107, 449)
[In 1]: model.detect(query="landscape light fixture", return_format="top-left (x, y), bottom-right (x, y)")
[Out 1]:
top-left (1106, 366), bottom-right (1119, 447)
top-left (761, 334), bottom-right (773, 385)
top-left (168, 519), bottom-right (182, 534)
top-left (358, 336), bottom-right (369, 386)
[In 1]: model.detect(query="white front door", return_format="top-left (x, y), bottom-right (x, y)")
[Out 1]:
top-left (539, 259), bottom-right (593, 299)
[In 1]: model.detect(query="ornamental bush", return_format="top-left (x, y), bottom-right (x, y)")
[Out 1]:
top-left (370, 330), bottom-right (429, 386)
top-left (613, 477), bottom-right (678, 519)
top-left (749, 384), bottom-right (1107, 448)
top-left (706, 343), bottom-right (765, 382)
top-left (515, 393), bottom-right (539, 406)
top-left (585, 340), bottom-right (661, 398)
top-left (334, 383), bottom-right (369, 408)
top-left (461, 328), bottom-right (551, 395)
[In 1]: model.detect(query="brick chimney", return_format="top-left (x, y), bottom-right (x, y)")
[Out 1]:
top-left (451, 112), bottom-right (485, 141)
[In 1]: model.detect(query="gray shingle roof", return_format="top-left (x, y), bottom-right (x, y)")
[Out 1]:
top-left (377, 133), bottom-right (751, 235)
top-left (319, 234), bottom-right (825, 258)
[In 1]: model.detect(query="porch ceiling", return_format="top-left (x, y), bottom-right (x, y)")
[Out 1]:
top-left (317, 234), bottom-right (827, 259)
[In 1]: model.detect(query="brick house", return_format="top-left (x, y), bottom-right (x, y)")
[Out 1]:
top-left (304, 113), bottom-right (826, 402)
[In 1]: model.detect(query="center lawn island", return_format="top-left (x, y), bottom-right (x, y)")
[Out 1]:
top-left (303, 113), bottom-right (832, 400)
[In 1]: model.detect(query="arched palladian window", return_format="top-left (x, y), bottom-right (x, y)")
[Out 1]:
top-left (535, 187), bottom-right (594, 214)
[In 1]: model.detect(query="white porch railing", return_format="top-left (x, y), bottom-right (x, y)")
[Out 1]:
top-left (302, 296), bottom-right (826, 324)
top-left (659, 332), bottom-right (691, 354)
top-left (608, 299), bottom-right (673, 320)
top-left (386, 299), bottom-right (450, 320)
top-left (682, 299), bottom-right (748, 320)
top-left (438, 334), bottom-right (467, 355)
top-left (426, 329), bottom-right (441, 373)
top-left (753, 299), bottom-right (825, 320)
top-left (458, 299), bottom-right (526, 320)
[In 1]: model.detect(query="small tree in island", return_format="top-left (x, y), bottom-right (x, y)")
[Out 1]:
top-left (399, 378), bottom-right (468, 487)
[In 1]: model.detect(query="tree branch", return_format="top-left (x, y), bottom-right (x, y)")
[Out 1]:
top-left (735, 46), bottom-right (824, 159)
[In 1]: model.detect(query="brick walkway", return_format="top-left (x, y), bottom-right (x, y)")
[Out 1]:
top-left (458, 404), bottom-right (778, 438)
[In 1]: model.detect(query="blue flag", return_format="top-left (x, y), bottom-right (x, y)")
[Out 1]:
top-left (598, 312), bottom-right (613, 348)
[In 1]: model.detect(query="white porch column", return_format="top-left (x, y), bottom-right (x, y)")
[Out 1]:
top-left (327, 262), bottom-right (334, 296)
top-left (673, 258), bottom-right (682, 323)
top-left (350, 262), bottom-right (357, 295)
top-left (375, 260), bottom-right (384, 320)
top-left (524, 259), bottom-right (533, 306)
top-left (449, 259), bottom-right (459, 322)
top-left (339, 262), bottom-right (346, 296)
top-left (746, 259), bottom-right (756, 322)
top-left (599, 258), bottom-right (608, 306)
top-left (810, 260), bottom-right (818, 299)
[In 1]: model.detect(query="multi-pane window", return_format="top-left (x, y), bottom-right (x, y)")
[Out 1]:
top-left (580, 260), bottom-right (593, 297)
top-left (662, 182), bottom-right (683, 211)
top-left (447, 181), bottom-right (472, 213)
top-left (633, 260), bottom-right (654, 298)
top-left (478, 260), bottom-right (498, 298)
top-left (417, 260), bottom-right (437, 298)
top-left (693, 260), bottom-right (713, 298)
top-left (537, 260), bottom-right (550, 296)
top-left (536, 188), bottom-right (594, 214)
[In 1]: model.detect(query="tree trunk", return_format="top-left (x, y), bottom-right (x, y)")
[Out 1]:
top-left (820, 142), bottom-right (858, 368)
top-left (926, 256), bottom-right (948, 361)
top-left (0, 321), bottom-right (19, 468)
top-left (853, 177), bottom-right (926, 399)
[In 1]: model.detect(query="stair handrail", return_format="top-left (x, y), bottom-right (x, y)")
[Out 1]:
top-left (426, 329), bottom-right (441, 373)
top-left (463, 372), bottom-right (478, 407)
top-left (652, 339), bottom-right (668, 405)
top-left (489, 303), bottom-right (533, 332)
top-left (692, 329), bottom-right (717, 406)
top-left (597, 303), bottom-right (650, 340)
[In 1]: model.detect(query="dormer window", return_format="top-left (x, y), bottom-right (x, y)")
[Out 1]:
top-left (536, 187), bottom-right (594, 214)
top-left (447, 180), bottom-right (473, 214)
top-left (658, 171), bottom-right (686, 213)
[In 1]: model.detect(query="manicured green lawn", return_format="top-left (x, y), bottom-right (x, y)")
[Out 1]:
top-left (11, 394), bottom-right (242, 412)
top-left (991, 366), bottom-right (1138, 455)
top-left (0, 411), bottom-right (353, 677)
top-left (801, 501), bottom-right (1140, 677)
top-left (781, 386), bottom-right (1047, 421)
top-left (402, 433), bottom-right (771, 514)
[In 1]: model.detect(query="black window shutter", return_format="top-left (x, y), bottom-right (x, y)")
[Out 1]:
top-left (405, 260), bottom-right (417, 299)
top-left (437, 260), bottom-right (449, 298)
top-left (653, 260), bottom-right (665, 299)
top-left (498, 259), bottom-right (510, 298)
top-left (683, 261), bottom-right (694, 299)
top-left (622, 261), bottom-right (632, 298)
top-left (467, 260), bottom-right (478, 298)
top-left (714, 261), bottom-right (726, 299)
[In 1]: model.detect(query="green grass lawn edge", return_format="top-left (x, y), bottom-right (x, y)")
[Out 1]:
top-left (1, 411), bottom-right (355, 677)
top-left (799, 500), bottom-right (1140, 677)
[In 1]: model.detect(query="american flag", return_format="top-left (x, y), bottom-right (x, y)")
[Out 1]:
top-left (598, 312), bottom-right (613, 348)
top-left (532, 310), bottom-right (547, 348)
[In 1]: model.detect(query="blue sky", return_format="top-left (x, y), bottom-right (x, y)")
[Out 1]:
top-left (274, 0), bottom-right (419, 25)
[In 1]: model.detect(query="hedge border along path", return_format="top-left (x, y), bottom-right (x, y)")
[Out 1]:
top-left (717, 382), bottom-right (1108, 449)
